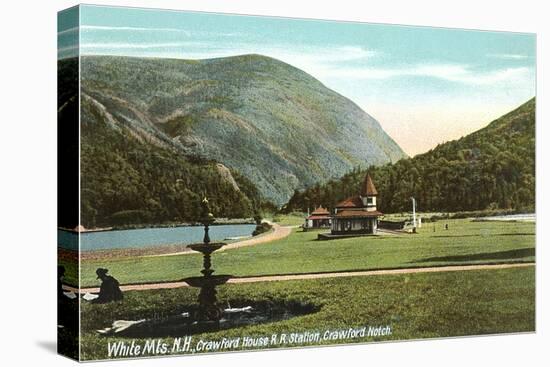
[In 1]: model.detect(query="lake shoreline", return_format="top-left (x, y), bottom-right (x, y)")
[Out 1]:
top-left (59, 243), bottom-right (197, 261)
top-left (58, 222), bottom-right (281, 261)
top-left (58, 218), bottom-right (257, 233)
top-left (58, 223), bottom-right (257, 255)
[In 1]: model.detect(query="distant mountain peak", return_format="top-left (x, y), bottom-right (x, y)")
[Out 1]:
top-left (79, 54), bottom-right (406, 205)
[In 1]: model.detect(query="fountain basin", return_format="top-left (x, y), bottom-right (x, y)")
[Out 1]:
top-left (97, 299), bottom-right (321, 338)
top-left (187, 242), bottom-right (226, 254)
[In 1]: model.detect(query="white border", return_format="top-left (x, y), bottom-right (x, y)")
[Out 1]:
top-left (1, 1), bottom-right (547, 366)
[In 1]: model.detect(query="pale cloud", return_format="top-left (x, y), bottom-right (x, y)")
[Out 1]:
top-left (58, 27), bottom-right (78, 36)
top-left (60, 25), bottom-right (177, 37)
top-left (79, 39), bottom-right (379, 76)
top-left (243, 45), bottom-right (379, 80)
top-left (81, 25), bottom-right (192, 34)
top-left (77, 37), bottom-right (531, 88)
top-left (487, 53), bottom-right (529, 60)
top-left (82, 42), bottom-right (207, 49)
top-left (77, 26), bottom-right (378, 79)
top-left (78, 25), bottom-right (242, 38)
top-left (82, 42), bottom-right (376, 61)
top-left (76, 32), bottom-right (531, 88)
top-left (58, 45), bottom-right (79, 53)
top-left (66, 23), bottom-right (535, 155)
top-left (324, 64), bottom-right (531, 86)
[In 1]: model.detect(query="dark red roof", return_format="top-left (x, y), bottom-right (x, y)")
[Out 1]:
top-left (307, 215), bottom-right (331, 220)
top-left (310, 206), bottom-right (330, 215)
top-left (335, 196), bottom-right (363, 208)
top-left (361, 174), bottom-right (378, 196)
top-left (333, 210), bottom-right (383, 218)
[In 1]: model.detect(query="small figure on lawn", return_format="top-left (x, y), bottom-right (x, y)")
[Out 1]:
top-left (92, 268), bottom-right (123, 304)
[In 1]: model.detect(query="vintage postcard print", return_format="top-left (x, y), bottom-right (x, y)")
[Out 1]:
top-left (58, 4), bottom-right (536, 361)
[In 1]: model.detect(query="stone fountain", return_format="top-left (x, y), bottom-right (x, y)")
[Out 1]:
top-left (183, 197), bottom-right (232, 323)
top-left (96, 197), bottom-right (319, 338)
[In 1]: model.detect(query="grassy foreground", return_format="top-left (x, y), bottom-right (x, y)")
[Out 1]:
top-left (80, 266), bottom-right (535, 360)
top-left (71, 219), bottom-right (535, 287)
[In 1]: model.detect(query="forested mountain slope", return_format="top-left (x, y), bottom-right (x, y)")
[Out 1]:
top-left (285, 98), bottom-right (536, 214)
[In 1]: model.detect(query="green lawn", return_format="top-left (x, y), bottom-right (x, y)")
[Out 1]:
top-left (272, 212), bottom-right (306, 226)
top-left (80, 266), bottom-right (535, 360)
top-left (71, 218), bottom-right (535, 287)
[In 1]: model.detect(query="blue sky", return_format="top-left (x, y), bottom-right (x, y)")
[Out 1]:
top-left (58, 5), bottom-right (536, 156)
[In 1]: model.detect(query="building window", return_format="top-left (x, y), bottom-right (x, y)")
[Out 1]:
top-left (367, 197), bottom-right (373, 205)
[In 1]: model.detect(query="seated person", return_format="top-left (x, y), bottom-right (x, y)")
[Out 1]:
top-left (92, 268), bottom-right (123, 304)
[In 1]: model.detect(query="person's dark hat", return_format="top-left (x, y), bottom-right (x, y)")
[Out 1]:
top-left (96, 268), bottom-right (109, 279)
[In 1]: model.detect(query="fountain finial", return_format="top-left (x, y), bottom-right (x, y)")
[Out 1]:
top-left (201, 196), bottom-right (214, 244)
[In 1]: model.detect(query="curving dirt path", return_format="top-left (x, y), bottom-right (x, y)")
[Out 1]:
top-left (144, 222), bottom-right (294, 258)
top-left (67, 262), bottom-right (534, 294)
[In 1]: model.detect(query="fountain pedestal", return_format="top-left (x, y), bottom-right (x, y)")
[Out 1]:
top-left (183, 198), bottom-right (233, 322)
top-left (184, 273), bottom-right (231, 322)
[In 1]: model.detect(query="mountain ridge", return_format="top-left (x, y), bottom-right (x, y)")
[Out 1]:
top-left (80, 54), bottom-right (406, 205)
top-left (284, 97), bottom-right (536, 213)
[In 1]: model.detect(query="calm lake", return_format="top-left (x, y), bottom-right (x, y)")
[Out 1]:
top-left (58, 224), bottom-right (257, 251)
